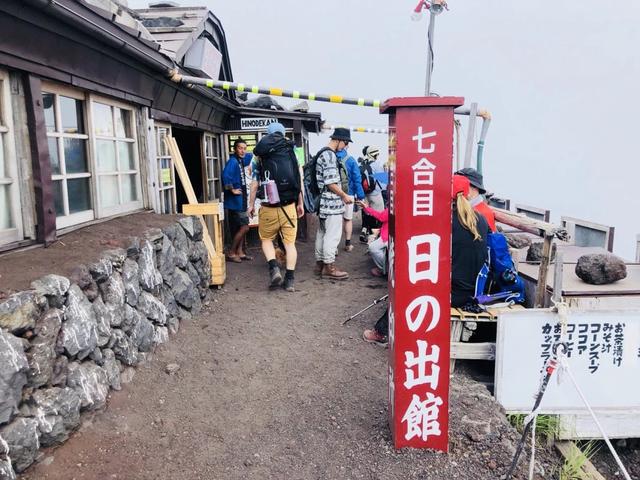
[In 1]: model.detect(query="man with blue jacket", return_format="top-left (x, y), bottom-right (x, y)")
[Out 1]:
top-left (222, 139), bottom-right (254, 262)
top-left (336, 149), bottom-right (365, 252)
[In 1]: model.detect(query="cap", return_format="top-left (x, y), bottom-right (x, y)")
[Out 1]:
top-left (455, 167), bottom-right (486, 194)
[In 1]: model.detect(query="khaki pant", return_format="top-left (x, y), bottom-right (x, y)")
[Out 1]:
top-left (258, 203), bottom-right (297, 244)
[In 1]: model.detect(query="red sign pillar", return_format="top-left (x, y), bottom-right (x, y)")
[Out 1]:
top-left (381, 97), bottom-right (464, 451)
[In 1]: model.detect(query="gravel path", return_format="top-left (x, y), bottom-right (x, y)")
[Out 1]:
top-left (22, 237), bottom-right (559, 480)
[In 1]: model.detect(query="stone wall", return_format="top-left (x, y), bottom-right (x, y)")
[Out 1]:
top-left (0, 217), bottom-right (210, 479)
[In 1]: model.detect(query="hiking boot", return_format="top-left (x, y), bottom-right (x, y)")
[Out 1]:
top-left (269, 266), bottom-right (283, 289)
top-left (344, 244), bottom-right (354, 252)
top-left (322, 263), bottom-right (349, 280)
top-left (371, 267), bottom-right (385, 278)
top-left (282, 277), bottom-right (295, 292)
top-left (313, 261), bottom-right (324, 276)
top-left (363, 329), bottom-right (388, 346)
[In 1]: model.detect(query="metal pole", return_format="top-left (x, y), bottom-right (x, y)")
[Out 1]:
top-left (424, 11), bottom-right (436, 96)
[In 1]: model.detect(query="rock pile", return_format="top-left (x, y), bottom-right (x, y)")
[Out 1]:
top-left (0, 217), bottom-right (210, 477)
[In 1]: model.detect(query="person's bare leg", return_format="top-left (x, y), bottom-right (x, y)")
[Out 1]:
top-left (261, 238), bottom-right (276, 261)
top-left (236, 225), bottom-right (250, 257)
top-left (283, 243), bottom-right (297, 270)
top-left (343, 219), bottom-right (353, 248)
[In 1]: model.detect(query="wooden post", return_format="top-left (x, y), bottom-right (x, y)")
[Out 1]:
top-left (535, 233), bottom-right (554, 308)
top-left (552, 250), bottom-right (564, 304)
top-left (164, 136), bottom-right (225, 286)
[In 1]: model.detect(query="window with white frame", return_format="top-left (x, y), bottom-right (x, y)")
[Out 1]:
top-left (0, 69), bottom-right (23, 245)
top-left (43, 88), bottom-right (93, 229)
top-left (204, 133), bottom-right (221, 201)
top-left (91, 99), bottom-right (142, 217)
top-left (155, 124), bottom-right (176, 214)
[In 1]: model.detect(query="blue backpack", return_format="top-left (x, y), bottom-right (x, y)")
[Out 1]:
top-left (475, 232), bottom-right (525, 304)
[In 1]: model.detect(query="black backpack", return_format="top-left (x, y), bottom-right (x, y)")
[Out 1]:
top-left (303, 147), bottom-right (333, 214)
top-left (254, 136), bottom-right (301, 205)
top-left (359, 158), bottom-right (378, 195)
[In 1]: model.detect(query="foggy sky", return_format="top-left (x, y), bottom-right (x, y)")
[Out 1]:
top-left (129, 0), bottom-right (640, 259)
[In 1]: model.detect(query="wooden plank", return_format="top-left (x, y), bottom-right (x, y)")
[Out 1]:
top-left (555, 441), bottom-right (606, 480)
top-left (164, 136), bottom-right (224, 286)
top-left (552, 250), bottom-right (564, 303)
top-left (450, 342), bottom-right (495, 360)
top-left (182, 202), bottom-right (221, 216)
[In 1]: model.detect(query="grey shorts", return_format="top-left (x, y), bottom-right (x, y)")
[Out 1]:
top-left (228, 209), bottom-right (249, 233)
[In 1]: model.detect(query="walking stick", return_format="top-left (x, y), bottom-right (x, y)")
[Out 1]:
top-left (343, 294), bottom-right (388, 325)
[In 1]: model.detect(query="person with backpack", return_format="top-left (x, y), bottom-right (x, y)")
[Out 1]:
top-left (358, 146), bottom-right (385, 242)
top-left (455, 167), bottom-right (497, 232)
top-left (335, 148), bottom-right (365, 253)
top-left (451, 174), bottom-right (489, 307)
top-left (247, 122), bottom-right (304, 292)
top-left (309, 128), bottom-right (354, 280)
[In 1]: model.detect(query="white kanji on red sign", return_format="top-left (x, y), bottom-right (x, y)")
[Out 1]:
top-left (402, 392), bottom-right (443, 441)
top-left (405, 295), bottom-right (440, 333)
top-left (412, 127), bottom-right (437, 154)
top-left (413, 190), bottom-right (434, 216)
top-left (404, 340), bottom-right (440, 390)
top-left (407, 234), bottom-right (440, 284)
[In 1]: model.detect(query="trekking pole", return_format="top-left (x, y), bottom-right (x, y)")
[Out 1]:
top-left (504, 342), bottom-right (566, 480)
top-left (343, 295), bottom-right (388, 325)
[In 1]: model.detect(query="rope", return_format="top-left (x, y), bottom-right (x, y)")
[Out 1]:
top-left (558, 353), bottom-right (632, 479)
top-left (528, 414), bottom-right (537, 480)
top-left (552, 300), bottom-right (631, 480)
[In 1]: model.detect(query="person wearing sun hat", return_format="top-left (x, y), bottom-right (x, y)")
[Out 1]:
top-left (313, 127), bottom-right (354, 280)
top-left (451, 174), bottom-right (489, 307)
top-left (455, 167), bottom-right (496, 232)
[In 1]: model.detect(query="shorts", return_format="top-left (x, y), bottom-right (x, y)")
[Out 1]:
top-left (258, 203), bottom-right (298, 244)
top-left (228, 209), bottom-right (249, 234)
top-left (343, 203), bottom-right (354, 221)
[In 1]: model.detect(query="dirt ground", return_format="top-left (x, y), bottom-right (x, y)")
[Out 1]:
top-left (16, 225), bottom-right (572, 480)
top-left (0, 212), bottom-right (179, 295)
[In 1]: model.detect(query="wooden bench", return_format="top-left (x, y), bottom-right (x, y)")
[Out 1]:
top-left (449, 304), bottom-right (525, 371)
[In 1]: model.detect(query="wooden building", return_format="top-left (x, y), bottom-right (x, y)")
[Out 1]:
top-left (0, 0), bottom-right (322, 251)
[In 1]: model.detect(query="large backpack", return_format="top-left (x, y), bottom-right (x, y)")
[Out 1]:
top-left (484, 232), bottom-right (526, 303)
top-left (359, 158), bottom-right (378, 195)
top-left (303, 147), bottom-right (333, 214)
top-left (256, 140), bottom-right (301, 204)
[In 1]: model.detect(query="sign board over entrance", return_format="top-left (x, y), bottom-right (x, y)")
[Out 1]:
top-left (381, 96), bottom-right (464, 451)
top-left (240, 117), bottom-right (277, 130)
top-left (496, 309), bottom-right (640, 413)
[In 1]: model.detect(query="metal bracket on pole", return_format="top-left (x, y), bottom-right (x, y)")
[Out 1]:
top-left (463, 102), bottom-right (478, 168)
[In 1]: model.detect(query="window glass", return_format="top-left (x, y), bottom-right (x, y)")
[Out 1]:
top-left (60, 96), bottom-right (84, 134)
top-left (117, 142), bottom-right (135, 170)
top-left (52, 180), bottom-right (64, 216)
top-left (161, 189), bottom-right (171, 214)
top-left (99, 175), bottom-right (119, 208)
top-left (93, 103), bottom-right (113, 137)
top-left (96, 140), bottom-right (117, 172)
top-left (115, 108), bottom-right (132, 138)
top-left (67, 178), bottom-right (91, 213)
top-left (64, 138), bottom-right (88, 174)
top-left (0, 185), bottom-right (12, 229)
top-left (48, 137), bottom-right (61, 175)
top-left (121, 174), bottom-right (137, 203)
top-left (43, 93), bottom-right (56, 132)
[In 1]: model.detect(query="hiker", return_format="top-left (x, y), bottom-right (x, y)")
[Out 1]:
top-left (363, 307), bottom-right (389, 346)
top-left (313, 128), bottom-right (354, 279)
top-left (356, 199), bottom-right (388, 278)
top-left (336, 148), bottom-right (365, 252)
top-left (451, 174), bottom-right (489, 307)
top-left (362, 175), bottom-right (489, 346)
top-left (455, 167), bottom-right (497, 232)
top-left (222, 139), bottom-right (254, 262)
top-left (358, 146), bottom-right (385, 242)
top-left (248, 122), bottom-right (304, 292)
